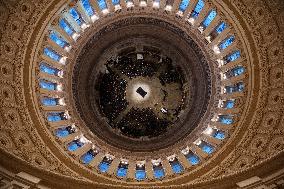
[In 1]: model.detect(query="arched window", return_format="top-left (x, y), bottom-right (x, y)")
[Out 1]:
top-left (224, 66), bottom-right (245, 79)
top-left (55, 126), bottom-right (76, 137)
top-left (44, 47), bottom-right (62, 62)
top-left (67, 139), bottom-right (85, 151)
top-left (59, 19), bottom-right (75, 36)
top-left (39, 80), bottom-right (58, 90)
top-left (116, 161), bottom-right (128, 178)
top-left (200, 10), bottom-right (217, 29)
top-left (112, 0), bottom-right (120, 6)
top-left (41, 97), bottom-right (58, 106)
top-left (97, 0), bottom-right (108, 10)
top-left (39, 63), bottom-right (62, 76)
top-left (135, 164), bottom-right (146, 181)
top-left (224, 50), bottom-right (241, 64)
top-left (203, 126), bottom-right (226, 140)
top-left (213, 130), bottom-right (226, 140)
top-left (219, 36), bottom-right (235, 50)
top-left (221, 99), bottom-right (235, 109)
top-left (184, 151), bottom-right (200, 165)
top-left (69, 7), bottom-right (84, 26)
top-left (169, 157), bottom-right (183, 174)
top-left (215, 22), bottom-right (227, 34)
top-left (190, 0), bottom-right (204, 19)
top-left (197, 141), bottom-right (215, 154)
top-left (152, 161), bottom-right (165, 179)
top-left (81, 0), bottom-right (95, 16)
top-left (98, 156), bottom-right (113, 173)
top-left (208, 22), bottom-right (227, 41)
top-left (218, 115), bottom-right (233, 125)
top-left (224, 82), bottom-right (244, 93)
top-left (178, 0), bottom-right (190, 12)
top-left (47, 112), bottom-right (67, 122)
top-left (81, 149), bottom-right (98, 164)
top-left (49, 31), bottom-right (69, 48)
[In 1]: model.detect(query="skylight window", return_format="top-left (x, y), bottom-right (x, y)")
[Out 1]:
top-left (67, 139), bottom-right (85, 151)
top-left (190, 0), bottom-right (204, 19)
top-left (219, 36), bottom-right (235, 50)
top-left (49, 31), bottom-right (69, 48)
top-left (135, 163), bottom-right (146, 180)
top-left (81, 0), bottom-right (95, 16)
top-left (178, 0), bottom-right (190, 12)
top-left (201, 10), bottom-right (217, 29)
top-left (81, 149), bottom-right (98, 164)
top-left (116, 161), bottom-right (128, 177)
top-left (98, 156), bottom-right (113, 173)
top-left (59, 19), bottom-right (74, 36)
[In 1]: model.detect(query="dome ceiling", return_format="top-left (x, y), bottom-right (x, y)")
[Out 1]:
top-left (0, 0), bottom-right (283, 189)
top-left (72, 17), bottom-right (211, 151)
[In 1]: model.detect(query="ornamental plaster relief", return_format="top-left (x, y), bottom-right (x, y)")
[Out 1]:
top-left (195, 0), bottom-right (284, 182)
top-left (0, 0), bottom-right (282, 188)
top-left (0, 0), bottom-right (87, 181)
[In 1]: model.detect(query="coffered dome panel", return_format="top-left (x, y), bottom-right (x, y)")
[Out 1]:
top-left (0, 0), bottom-right (283, 188)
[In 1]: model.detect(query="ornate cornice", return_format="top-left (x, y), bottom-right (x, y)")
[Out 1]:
top-left (0, 0), bottom-right (283, 188)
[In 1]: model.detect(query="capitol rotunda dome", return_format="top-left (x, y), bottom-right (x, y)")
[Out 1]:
top-left (0, 0), bottom-right (283, 188)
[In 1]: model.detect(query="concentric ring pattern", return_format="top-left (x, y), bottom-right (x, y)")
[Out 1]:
top-left (0, 0), bottom-right (283, 188)
top-left (35, 0), bottom-right (248, 182)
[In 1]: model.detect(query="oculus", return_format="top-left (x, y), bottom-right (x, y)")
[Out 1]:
top-left (96, 51), bottom-right (187, 138)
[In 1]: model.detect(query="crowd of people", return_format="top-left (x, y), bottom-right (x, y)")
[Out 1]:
top-left (96, 51), bottom-right (185, 138)
top-left (97, 72), bottom-right (128, 121)
top-left (117, 108), bottom-right (170, 138)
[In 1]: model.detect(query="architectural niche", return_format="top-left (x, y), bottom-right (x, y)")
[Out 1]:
top-left (0, 0), bottom-right (283, 188)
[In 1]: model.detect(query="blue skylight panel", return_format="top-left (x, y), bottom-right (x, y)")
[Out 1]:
top-left (40, 63), bottom-right (59, 75)
top-left (97, 0), bottom-right (107, 10)
top-left (226, 50), bottom-right (241, 63)
top-left (59, 19), bottom-right (74, 36)
top-left (44, 48), bottom-right (61, 62)
top-left (201, 144), bottom-right (214, 154)
top-left (232, 66), bottom-right (245, 76)
top-left (202, 10), bottom-right (216, 28)
top-left (69, 8), bottom-right (83, 25)
top-left (49, 32), bottom-right (68, 48)
top-left (135, 169), bottom-right (146, 180)
top-left (47, 113), bottom-right (62, 122)
top-left (219, 115), bottom-right (233, 125)
top-left (213, 131), bottom-right (225, 140)
top-left (82, 0), bottom-right (94, 16)
top-left (117, 166), bottom-right (128, 177)
top-left (191, 0), bottom-right (204, 19)
top-left (67, 140), bottom-right (84, 151)
top-left (39, 80), bottom-right (56, 90)
top-left (171, 162), bottom-right (183, 174)
top-left (112, 0), bottom-right (120, 5)
top-left (81, 150), bottom-right (96, 164)
top-left (55, 127), bottom-right (70, 137)
top-left (224, 100), bottom-right (235, 109)
top-left (179, 0), bottom-right (190, 12)
top-left (219, 36), bottom-right (235, 50)
top-left (187, 154), bottom-right (199, 165)
top-left (98, 161), bottom-right (110, 172)
top-left (41, 98), bottom-right (57, 106)
top-left (215, 22), bottom-right (227, 34)
top-left (153, 168), bottom-right (165, 179)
